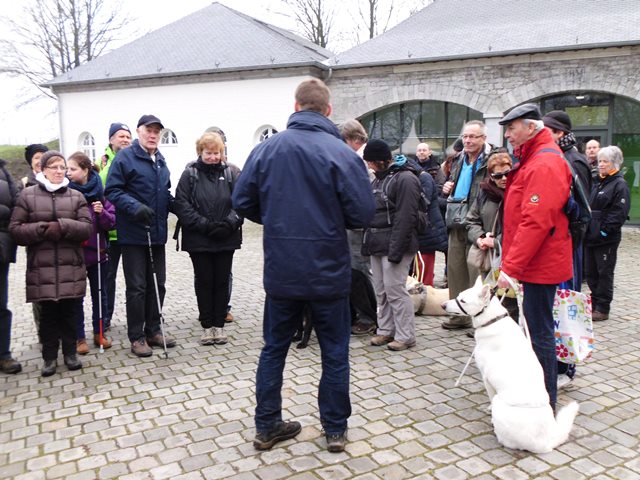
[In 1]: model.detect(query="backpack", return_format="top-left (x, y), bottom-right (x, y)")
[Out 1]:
top-left (380, 169), bottom-right (429, 234)
top-left (539, 148), bottom-right (592, 247)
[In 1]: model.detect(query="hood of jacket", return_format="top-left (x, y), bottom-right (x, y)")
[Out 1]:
top-left (286, 110), bottom-right (342, 140)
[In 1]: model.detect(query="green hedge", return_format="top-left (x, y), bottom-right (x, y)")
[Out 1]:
top-left (0, 140), bottom-right (59, 183)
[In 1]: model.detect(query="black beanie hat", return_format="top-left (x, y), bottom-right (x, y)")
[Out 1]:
top-left (542, 110), bottom-right (572, 133)
top-left (39, 150), bottom-right (66, 171)
top-left (363, 139), bottom-right (391, 162)
top-left (25, 144), bottom-right (49, 167)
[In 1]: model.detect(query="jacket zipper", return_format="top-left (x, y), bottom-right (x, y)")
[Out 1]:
top-left (52, 193), bottom-right (59, 299)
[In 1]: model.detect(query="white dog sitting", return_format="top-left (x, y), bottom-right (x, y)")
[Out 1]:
top-left (442, 277), bottom-right (579, 454)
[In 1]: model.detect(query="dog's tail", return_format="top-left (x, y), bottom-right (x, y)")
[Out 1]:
top-left (551, 401), bottom-right (579, 447)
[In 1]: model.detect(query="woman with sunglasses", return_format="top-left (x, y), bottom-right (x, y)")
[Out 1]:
top-left (465, 148), bottom-right (518, 323)
top-left (10, 151), bottom-right (92, 377)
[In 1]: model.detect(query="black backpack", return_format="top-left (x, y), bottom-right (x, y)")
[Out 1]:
top-left (380, 169), bottom-right (429, 234)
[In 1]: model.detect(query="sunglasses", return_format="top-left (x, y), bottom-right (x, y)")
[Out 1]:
top-left (490, 169), bottom-right (511, 180)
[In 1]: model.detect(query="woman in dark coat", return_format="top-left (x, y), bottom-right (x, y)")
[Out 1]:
top-left (174, 132), bottom-right (242, 346)
top-left (10, 151), bottom-right (92, 377)
top-left (585, 146), bottom-right (630, 322)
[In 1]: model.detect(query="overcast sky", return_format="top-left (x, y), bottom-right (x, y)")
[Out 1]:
top-left (0, 0), bottom-right (421, 145)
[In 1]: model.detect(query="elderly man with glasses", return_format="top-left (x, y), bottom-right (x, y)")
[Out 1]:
top-left (441, 120), bottom-right (491, 330)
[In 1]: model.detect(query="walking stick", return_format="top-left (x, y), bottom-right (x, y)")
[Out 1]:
top-left (97, 230), bottom-right (104, 353)
top-left (146, 226), bottom-right (169, 359)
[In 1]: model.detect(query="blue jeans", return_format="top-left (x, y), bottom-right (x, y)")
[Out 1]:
top-left (76, 262), bottom-right (110, 338)
top-left (0, 263), bottom-right (12, 360)
top-left (522, 282), bottom-right (558, 410)
top-left (255, 295), bottom-right (352, 435)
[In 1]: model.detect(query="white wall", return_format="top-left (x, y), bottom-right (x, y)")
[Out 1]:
top-left (57, 75), bottom-right (311, 190)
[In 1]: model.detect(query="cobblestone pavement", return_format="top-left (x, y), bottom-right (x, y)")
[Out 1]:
top-left (1, 221), bottom-right (639, 480)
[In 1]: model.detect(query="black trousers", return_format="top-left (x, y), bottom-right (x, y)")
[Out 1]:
top-left (39, 299), bottom-right (78, 361)
top-left (106, 240), bottom-right (122, 324)
top-left (190, 251), bottom-right (234, 328)
top-left (350, 269), bottom-right (377, 325)
top-left (121, 245), bottom-right (166, 342)
top-left (585, 241), bottom-right (619, 314)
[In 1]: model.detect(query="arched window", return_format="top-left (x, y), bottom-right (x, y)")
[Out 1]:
top-left (160, 129), bottom-right (178, 145)
top-left (78, 132), bottom-right (96, 160)
top-left (258, 126), bottom-right (278, 142)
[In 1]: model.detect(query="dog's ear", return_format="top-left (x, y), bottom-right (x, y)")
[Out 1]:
top-left (474, 276), bottom-right (483, 289)
top-left (480, 283), bottom-right (492, 304)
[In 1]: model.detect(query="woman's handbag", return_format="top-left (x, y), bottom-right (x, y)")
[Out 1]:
top-left (445, 198), bottom-right (469, 229)
top-left (467, 243), bottom-right (491, 272)
top-left (554, 289), bottom-right (594, 364)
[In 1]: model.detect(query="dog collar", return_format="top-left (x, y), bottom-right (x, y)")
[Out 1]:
top-left (477, 312), bottom-right (509, 329)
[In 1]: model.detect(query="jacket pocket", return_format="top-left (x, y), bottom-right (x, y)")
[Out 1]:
top-left (585, 210), bottom-right (602, 244)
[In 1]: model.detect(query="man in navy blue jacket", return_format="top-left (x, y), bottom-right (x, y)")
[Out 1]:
top-left (232, 79), bottom-right (375, 453)
top-left (105, 114), bottom-right (175, 358)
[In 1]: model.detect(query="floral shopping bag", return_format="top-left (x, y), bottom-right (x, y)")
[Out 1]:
top-left (554, 289), bottom-right (595, 364)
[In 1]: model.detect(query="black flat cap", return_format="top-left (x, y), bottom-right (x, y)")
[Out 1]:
top-left (542, 110), bottom-right (572, 133)
top-left (498, 103), bottom-right (542, 125)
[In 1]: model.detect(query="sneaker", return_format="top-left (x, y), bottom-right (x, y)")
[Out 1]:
top-left (41, 360), bottom-right (57, 377)
top-left (370, 335), bottom-right (394, 346)
top-left (441, 317), bottom-right (472, 330)
top-left (131, 339), bottom-right (153, 357)
top-left (93, 334), bottom-right (112, 349)
top-left (212, 327), bottom-right (228, 345)
top-left (0, 357), bottom-right (22, 374)
top-left (387, 340), bottom-right (416, 351)
top-left (225, 312), bottom-right (234, 323)
top-left (200, 327), bottom-right (216, 346)
top-left (253, 421), bottom-right (301, 450)
top-left (76, 338), bottom-right (90, 355)
top-left (64, 354), bottom-right (82, 371)
top-left (592, 311), bottom-right (609, 322)
top-left (326, 431), bottom-right (347, 453)
top-left (146, 332), bottom-right (177, 348)
top-left (351, 321), bottom-right (376, 336)
top-left (557, 373), bottom-right (573, 390)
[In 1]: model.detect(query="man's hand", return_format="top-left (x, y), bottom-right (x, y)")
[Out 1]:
top-left (134, 204), bottom-right (155, 225)
top-left (497, 270), bottom-right (516, 290)
top-left (442, 180), bottom-right (454, 195)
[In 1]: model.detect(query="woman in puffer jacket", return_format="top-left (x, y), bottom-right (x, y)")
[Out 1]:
top-left (10, 151), bottom-right (92, 377)
top-left (174, 132), bottom-right (243, 346)
top-left (66, 151), bottom-right (116, 354)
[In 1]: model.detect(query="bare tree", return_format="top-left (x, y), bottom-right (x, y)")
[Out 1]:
top-left (359, 0), bottom-right (395, 40)
top-left (282, 0), bottom-right (335, 49)
top-left (0, 0), bottom-right (130, 100)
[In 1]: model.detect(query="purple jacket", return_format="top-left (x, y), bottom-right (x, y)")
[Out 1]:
top-left (82, 200), bottom-right (116, 266)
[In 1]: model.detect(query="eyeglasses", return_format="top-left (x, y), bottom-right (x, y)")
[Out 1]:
top-left (46, 165), bottom-right (67, 172)
top-left (490, 169), bottom-right (511, 180)
top-left (461, 134), bottom-right (485, 140)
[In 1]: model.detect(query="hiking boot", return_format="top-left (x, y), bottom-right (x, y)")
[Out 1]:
top-left (93, 334), bottom-right (112, 349)
top-left (441, 316), bottom-right (472, 330)
top-left (225, 312), bottom-right (234, 323)
top-left (41, 360), bottom-right (57, 377)
top-left (0, 357), bottom-right (22, 374)
top-left (370, 335), bottom-right (394, 346)
top-left (326, 431), bottom-right (347, 453)
top-left (351, 321), bottom-right (376, 336)
top-left (64, 354), bottom-right (82, 371)
top-left (76, 338), bottom-right (89, 355)
top-left (253, 421), bottom-right (301, 450)
top-left (212, 327), bottom-right (228, 345)
top-left (200, 327), bottom-right (216, 345)
top-left (387, 340), bottom-right (416, 351)
top-left (592, 311), bottom-right (609, 321)
top-left (146, 332), bottom-right (177, 348)
top-left (557, 373), bottom-right (573, 390)
top-left (131, 339), bottom-right (153, 357)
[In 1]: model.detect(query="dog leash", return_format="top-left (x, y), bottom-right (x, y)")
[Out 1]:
top-left (455, 345), bottom-right (476, 387)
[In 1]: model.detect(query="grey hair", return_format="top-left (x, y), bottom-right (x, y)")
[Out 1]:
top-left (462, 119), bottom-right (487, 136)
top-left (523, 119), bottom-right (544, 132)
top-left (339, 119), bottom-right (368, 144)
top-left (597, 145), bottom-right (624, 169)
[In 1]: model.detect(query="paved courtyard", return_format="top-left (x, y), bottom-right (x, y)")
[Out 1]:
top-left (1, 221), bottom-right (640, 480)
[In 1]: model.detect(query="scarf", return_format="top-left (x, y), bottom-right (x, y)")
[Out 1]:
top-left (68, 169), bottom-right (104, 201)
top-left (599, 168), bottom-right (619, 179)
top-left (557, 131), bottom-right (577, 152)
top-left (36, 172), bottom-right (69, 192)
top-left (479, 179), bottom-right (505, 203)
top-left (195, 158), bottom-right (228, 182)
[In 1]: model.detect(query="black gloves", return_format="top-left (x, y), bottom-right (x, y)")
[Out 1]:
top-left (207, 221), bottom-right (233, 239)
top-left (43, 221), bottom-right (62, 241)
top-left (223, 210), bottom-right (243, 231)
top-left (134, 204), bottom-right (155, 225)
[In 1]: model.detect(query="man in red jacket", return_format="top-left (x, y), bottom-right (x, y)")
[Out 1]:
top-left (497, 103), bottom-right (573, 412)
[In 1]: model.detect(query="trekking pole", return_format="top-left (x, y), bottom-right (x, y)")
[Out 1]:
top-left (97, 230), bottom-right (104, 353)
top-left (146, 226), bottom-right (169, 359)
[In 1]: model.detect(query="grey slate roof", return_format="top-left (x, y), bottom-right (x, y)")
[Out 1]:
top-left (330, 0), bottom-right (640, 67)
top-left (46, 2), bottom-right (332, 87)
